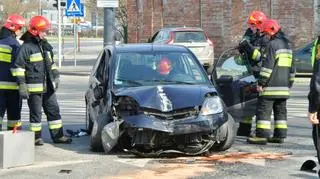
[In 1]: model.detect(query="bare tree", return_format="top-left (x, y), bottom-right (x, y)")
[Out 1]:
top-left (0, 0), bottom-right (38, 24)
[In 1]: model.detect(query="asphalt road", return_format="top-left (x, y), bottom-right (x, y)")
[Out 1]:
top-left (0, 76), bottom-right (318, 179)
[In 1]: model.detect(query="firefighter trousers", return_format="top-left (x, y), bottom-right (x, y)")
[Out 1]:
top-left (0, 90), bottom-right (22, 130)
top-left (27, 89), bottom-right (64, 140)
top-left (255, 97), bottom-right (288, 138)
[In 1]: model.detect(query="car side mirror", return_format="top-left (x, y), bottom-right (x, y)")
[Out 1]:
top-left (216, 75), bottom-right (233, 84)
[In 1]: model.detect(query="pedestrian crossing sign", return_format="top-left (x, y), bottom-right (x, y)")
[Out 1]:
top-left (66, 0), bottom-right (84, 17)
top-left (68, 0), bottom-right (80, 12)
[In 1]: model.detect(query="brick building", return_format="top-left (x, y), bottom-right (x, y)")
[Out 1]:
top-left (127, 0), bottom-right (319, 59)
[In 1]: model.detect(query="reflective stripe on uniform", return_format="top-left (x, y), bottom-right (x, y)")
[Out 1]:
top-left (7, 120), bottom-right (22, 127)
top-left (257, 120), bottom-right (271, 129)
top-left (275, 49), bottom-right (293, 67)
top-left (311, 39), bottom-right (318, 67)
top-left (275, 120), bottom-right (288, 129)
top-left (30, 123), bottom-right (42, 132)
top-left (259, 67), bottom-right (272, 78)
top-left (252, 49), bottom-right (261, 61)
top-left (260, 87), bottom-right (290, 96)
top-left (29, 53), bottom-right (43, 62)
top-left (241, 117), bottom-right (252, 124)
top-left (51, 64), bottom-right (58, 70)
top-left (27, 83), bottom-right (44, 92)
top-left (0, 81), bottom-right (18, 90)
top-left (48, 120), bottom-right (62, 129)
top-left (11, 68), bottom-right (25, 76)
top-left (0, 44), bottom-right (12, 63)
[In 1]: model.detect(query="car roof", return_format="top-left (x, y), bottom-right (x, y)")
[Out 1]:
top-left (112, 43), bottom-right (190, 53)
top-left (159, 27), bottom-right (204, 32)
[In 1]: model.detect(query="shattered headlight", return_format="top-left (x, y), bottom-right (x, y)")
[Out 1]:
top-left (200, 96), bottom-right (223, 116)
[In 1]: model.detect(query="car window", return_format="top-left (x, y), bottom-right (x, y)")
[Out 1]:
top-left (215, 55), bottom-right (250, 80)
top-left (113, 52), bottom-right (210, 87)
top-left (94, 51), bottom-right (107, 82)
top-left (162, 31), bottom-right (170, 41)
top-left (174, 31), bottom-right (206, 42)
top-left (154, 31), bottom-right (163, 42)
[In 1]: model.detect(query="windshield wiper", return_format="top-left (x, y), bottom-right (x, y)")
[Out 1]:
top-left (116, 79), bottom-right (142, 86)
top-left (142, 79), bottom-right (196, 85)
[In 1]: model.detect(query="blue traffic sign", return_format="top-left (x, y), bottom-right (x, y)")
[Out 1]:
top-left (65, 0), bottom-right (84, 17)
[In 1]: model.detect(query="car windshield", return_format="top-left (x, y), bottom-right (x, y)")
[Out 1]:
top-left (113, 52), bottom-right (210, 87)
top-left (174, 31), bottom-right (206, 43)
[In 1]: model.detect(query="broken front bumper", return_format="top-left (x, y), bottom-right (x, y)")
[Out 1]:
top-left (123, 112), bottom-right (227, 135)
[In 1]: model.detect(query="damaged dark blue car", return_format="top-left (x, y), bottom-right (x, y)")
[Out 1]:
top-left (85, 44), bottom-right (258, 157)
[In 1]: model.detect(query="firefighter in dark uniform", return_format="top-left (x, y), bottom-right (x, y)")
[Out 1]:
top-left (308, 35), bottom-right (320, 158)
top-left (237, 11), bottom-right (269, 137)
top-left (0, 14), bottom-right (26, 130)
top-left (247, 19), bottom-right (295, 144)
top-left (12, 16), bottom-right (71, 146)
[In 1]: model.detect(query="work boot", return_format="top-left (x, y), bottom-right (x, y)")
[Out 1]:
top-left (53, 136), bottom-right (72, 144)
top-left (247, 136), bottom-right (267, 145)
top-left (267, 137), bottom-right (285, 144)
top-left (35, 138), bottom-right (44, 146)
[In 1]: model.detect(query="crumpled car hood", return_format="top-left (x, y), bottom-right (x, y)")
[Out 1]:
top-left (113, 85), bottom-right (217, 112)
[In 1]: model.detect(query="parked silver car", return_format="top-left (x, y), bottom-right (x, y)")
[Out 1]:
top-left (149, 27), bottom-right (215, 73)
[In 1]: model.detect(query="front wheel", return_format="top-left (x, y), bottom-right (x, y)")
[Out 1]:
top-left (90, 113), bottom-right (110, 152)
top-left (211, 114), bottom-right (236, 151)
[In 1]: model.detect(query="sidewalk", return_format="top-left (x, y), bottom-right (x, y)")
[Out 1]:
top-left (56, 46), bottom-right (101, 76)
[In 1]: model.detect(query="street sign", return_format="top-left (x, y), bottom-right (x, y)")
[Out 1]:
top-left (97, 0), bottom-right (119, 8)
top-left (65, 0), bottom-right (84, 17)
top-left (65, 3), bottom-right (84, 17)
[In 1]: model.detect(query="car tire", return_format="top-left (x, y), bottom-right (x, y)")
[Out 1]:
top-left (90, 112), bottom-right (110, 152)
top-left (85, 101), bottom-right (93, 134)
top-left (211, 114), bottom-right (236, 151)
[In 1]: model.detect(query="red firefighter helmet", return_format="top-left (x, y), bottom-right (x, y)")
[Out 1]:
top-left (247, 11), bottom-right (267, 31)
top-left (4, 14), bottom-right (26, 32)
top-left (28, 16), bottom-right (51, 36)
top-left (157, 57), bottom-right (172, 75)
top-left (262, 19), bottom-right (280, 36)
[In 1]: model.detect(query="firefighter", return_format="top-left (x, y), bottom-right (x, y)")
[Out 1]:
top-left (247, 19), bottom-right (295, 145)
top-left (308, 35), bottom-right (320, 158)
top-left (12, 16), bottom-right (71, 146)
top-left (237, 10), bottom-right (269, 137)
top-left (0, 14), bottom-right (26, 130)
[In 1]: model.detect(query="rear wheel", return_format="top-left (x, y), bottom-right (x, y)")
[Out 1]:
top-left (90, 113), bottom-right (110, 152)
top-left (211, 114), bottom-right (236, 151)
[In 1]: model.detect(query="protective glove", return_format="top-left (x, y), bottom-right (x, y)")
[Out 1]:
top-left (53, 78), bottom-right (60, 90)
top-left (238, 39), bottom-right (254, 55)
top-left (19, 83), bottom-right (29, 99)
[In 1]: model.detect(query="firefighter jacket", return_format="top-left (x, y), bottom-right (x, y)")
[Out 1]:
top-left (11, 32), bottom-right (59, 94)
top-left (241, 28), bottom-right (269, 62)
top-left (308, 37), bottom-right (320, 113)
top-left (258, 31), bottom-right (295, 99)
top-left (0, 27), bottom-right (20, 90)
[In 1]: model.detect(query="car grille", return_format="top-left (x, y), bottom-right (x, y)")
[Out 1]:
top-left (141, 107), bottom-right (199, 120)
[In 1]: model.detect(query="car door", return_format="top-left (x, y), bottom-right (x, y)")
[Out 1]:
top-left (87, 49), bottom-right (109, 121)
top-left (211, 48), bottom-right (258, 121)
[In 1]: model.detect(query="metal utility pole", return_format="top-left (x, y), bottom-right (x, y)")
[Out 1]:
top-left (58, 0), bottom-right (62, 68)
top-left (103, 8), bottom-right (115, 46)
top-left (39, 0), bottom-right (42, 15)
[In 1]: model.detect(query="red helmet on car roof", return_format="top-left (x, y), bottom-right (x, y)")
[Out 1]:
top-left (157, 57), bottom-right (172, 75)
top-left (247, 11), bottom-right (267, 31)
top-left (28, 16), bottom-right (51, 36)
top-left (4, 14), bottom-right (26, 32)
top-left (262, 19), bottom-right (281, 36)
